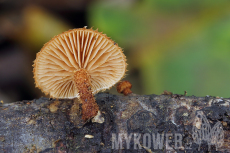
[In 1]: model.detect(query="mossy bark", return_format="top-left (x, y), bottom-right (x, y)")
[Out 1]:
top-left (0, 93), bottom-right (229, 153)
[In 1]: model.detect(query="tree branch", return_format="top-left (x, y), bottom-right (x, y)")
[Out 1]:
top-left (0, 93), bottom-right (229, 152)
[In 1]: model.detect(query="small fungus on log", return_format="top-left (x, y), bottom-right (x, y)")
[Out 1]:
top-left (117, 80), bottom-right (132, 95)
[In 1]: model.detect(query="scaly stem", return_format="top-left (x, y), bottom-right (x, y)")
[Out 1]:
top-left (74, 69), bottom-right (99, 121)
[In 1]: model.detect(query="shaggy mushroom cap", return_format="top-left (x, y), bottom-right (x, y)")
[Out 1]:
top-left (33, 27), bottom-right (126, 98)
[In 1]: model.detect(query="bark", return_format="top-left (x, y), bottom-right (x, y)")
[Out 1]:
top-left (0, 93), bottom-right (229, 153)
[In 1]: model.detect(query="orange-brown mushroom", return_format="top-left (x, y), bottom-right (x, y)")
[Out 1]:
top-left (33, 27), bottom-right (127, 121)
top-left (117, 81), bottom-right (132, 96)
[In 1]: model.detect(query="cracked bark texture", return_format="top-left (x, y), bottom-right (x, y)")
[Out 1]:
top-left (0, 93), bottom-right (230, 153)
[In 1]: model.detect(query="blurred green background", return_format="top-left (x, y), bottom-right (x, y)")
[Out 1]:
top-left (1, 0), bottom-right (230, 103)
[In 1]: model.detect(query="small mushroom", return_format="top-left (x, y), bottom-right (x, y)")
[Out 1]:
top-left (33, 27), bottom-right (127, 121)
top-left (116, 80), bottom-right (132, 95)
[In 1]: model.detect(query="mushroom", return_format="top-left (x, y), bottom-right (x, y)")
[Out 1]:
top-left (33, 27), bottom-right (127, 121)
top-left (116, 80), bottom-right (132, 96)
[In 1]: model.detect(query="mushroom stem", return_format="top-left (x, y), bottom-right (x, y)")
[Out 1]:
top-left (74, 69), bottom-right (99, 121)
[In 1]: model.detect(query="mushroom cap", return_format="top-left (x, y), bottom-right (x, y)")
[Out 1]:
top-left (33, 27), bottom-right (127, 98)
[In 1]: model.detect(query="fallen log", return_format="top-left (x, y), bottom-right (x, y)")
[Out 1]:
top-left (0, 93), bottom-right (229, 153)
